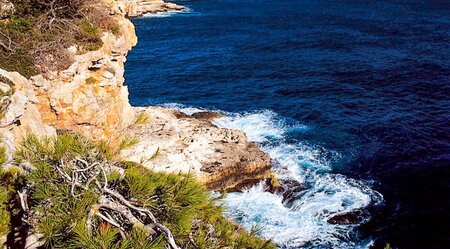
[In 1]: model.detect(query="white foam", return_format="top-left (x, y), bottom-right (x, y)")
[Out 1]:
top-left (225, 177), bottom-right (375, 248)
top-left (213, 110), bottom-right (286, 143)
top-left (214, 110), bottom-right (382, 248)
top-left (263, 142), bottom-right (330, 182)
top-left (142, 8), bottom-right (192, 18)
top-left (157, 104), bottom-right (381, 247)
top-left (161, 102), bottom-right (205, 115)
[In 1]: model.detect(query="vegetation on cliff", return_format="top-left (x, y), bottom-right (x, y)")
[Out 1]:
top-left (0, 132), bottom-right (275, 248)
top-left (0, 75), bottom-right (14, 120)
top-left (0, 144), bottom-right (8, 237)
top-left (0, 0), bottom-right (119, 77)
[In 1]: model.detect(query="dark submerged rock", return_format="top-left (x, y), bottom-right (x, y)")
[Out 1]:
top-left (327, 210), bottom-right (366, 225)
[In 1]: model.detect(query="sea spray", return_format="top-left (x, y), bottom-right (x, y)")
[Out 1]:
top-left (142, 8), bottom-right (194, 18)
top-left (166, 104), bottom-right (382, 248)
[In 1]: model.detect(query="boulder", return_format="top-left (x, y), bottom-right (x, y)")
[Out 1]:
top-left (327, 210), bottom-right (366, 225)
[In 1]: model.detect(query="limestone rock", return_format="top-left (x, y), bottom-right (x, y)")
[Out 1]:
top-left (26, 2), bottom-right (138, 142)
top-left (0, 0), bottom-right (272, 192)
top-left (0, 82), bottom-right (10, 93)
top-left (0, 70), bottom-right (56, 164)
top-left (120, 0), bottom-right (185, 17)
top-left (122, 107), bottom-right (272, 191)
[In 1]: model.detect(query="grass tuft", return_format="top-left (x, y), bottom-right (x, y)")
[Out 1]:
top-left (135, 112), bottom-right (150, 125)
top-left (0, 185), bottom-right (9, 236)
top-left (0, 147), bottom-right (6, 167)
top-left (119, 135), bottom-right (140, 150)
top-left (76, 19), bottom-right (103, 52)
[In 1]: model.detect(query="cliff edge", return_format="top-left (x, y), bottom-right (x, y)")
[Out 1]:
top-left (0, 0), bottom-right (271, 191)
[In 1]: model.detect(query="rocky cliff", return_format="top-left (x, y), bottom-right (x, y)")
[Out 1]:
top-left (0, 0), bottom-right (271, 190)
top-left (122, 107), bottom-right (272, 190)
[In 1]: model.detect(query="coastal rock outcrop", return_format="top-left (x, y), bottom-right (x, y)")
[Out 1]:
top-left (31, 18), bottom-right (137, 142)
top-left (0, 69), bottom-right (57, 166)
top-left (0, 0), bottom-right (271, 191)
top-left (122, 107), bottom-right (272, 190)
top-left (0, 0), bottom-right (139, 158)
top-left (119, 0), bottom-right (185, 17)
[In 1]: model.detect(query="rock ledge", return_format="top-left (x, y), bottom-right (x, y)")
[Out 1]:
top-left (122, 107), bottom-right (272, 191)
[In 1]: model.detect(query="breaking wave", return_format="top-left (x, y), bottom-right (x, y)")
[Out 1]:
top-left (169, 104), bottom-right (382, 248)
top-left (142, 7), bottom-right (192, 18)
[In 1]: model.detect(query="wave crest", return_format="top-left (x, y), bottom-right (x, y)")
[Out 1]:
top-left (162, 104), bottom-right (382, 248)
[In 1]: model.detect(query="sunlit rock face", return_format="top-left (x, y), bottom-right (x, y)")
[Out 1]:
top-left (0, 0), bottom-right (271, 190)
top-left (122, 106), bottom-right (272, 191)
top-left (119, 0), bottom-right (185, 17)
top-left (0, 0), bottom-right (138, 149)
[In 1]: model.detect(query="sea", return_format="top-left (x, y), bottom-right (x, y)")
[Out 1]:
top-left (124, 0), bottom-right (450, 248)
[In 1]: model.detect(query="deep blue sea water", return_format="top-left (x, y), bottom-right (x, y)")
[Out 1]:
top-left (124, 0), bottom-right (450, 248)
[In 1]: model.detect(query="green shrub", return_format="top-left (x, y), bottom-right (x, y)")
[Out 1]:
top-left (11, 133), bottom-right (275, 248)
top-left (79, 19), bottom-right (99, 40)
top-left (71, 222), bottom-right (166, 249)
top-left (7, 16), bottom-right (33, 32)
top-left (76, 19), bottom-right (103, 51)
top-left (0, 147), bottom-right (6, 166)
top-left (0, 157), bottom-right (27, 241)
top-left (0, 50), bottom-right (37, 78)
top-left (0, 0), bottom-right (115, 76)
top-left (111, 25), bottom-right (121, 36)
top-left (0, 185), bottom-right (9, 236)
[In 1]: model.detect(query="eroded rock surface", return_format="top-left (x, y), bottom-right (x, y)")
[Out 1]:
top-left (0, 69), bottom-right (57, 166)
top-left (120, 0), bottom-right (185, 17)
top-left (122, 107), bottom-right (272, 190)
top-left (0, 0), bottom-right (138, 157)
top-left (0, 0), bottom-right (272, 191)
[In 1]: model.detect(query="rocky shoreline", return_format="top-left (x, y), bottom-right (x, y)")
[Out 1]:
top-left (0, 0), bottom-right (272, 191)
top-left (122, 107), bottom-right (272, 191)
top-left (120, 0), bottom-right (185, 18)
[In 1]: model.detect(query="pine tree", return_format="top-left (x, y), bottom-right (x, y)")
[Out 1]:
top-left (0, 132), bottom-right (276, 249)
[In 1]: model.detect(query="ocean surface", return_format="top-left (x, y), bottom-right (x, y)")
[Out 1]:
top-left (124, 0), bottom-right (450, 248)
